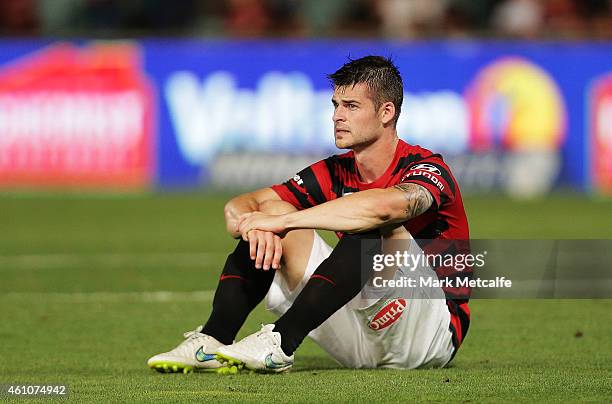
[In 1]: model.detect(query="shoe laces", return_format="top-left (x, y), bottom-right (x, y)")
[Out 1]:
top-left (170, 326), bottom-right (209, 355)
top-left (183, 325), bottom-right (205, 339)
top-left (255, 324), bottom-right (280, 348)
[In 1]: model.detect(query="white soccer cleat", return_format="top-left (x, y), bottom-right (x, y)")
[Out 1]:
top-left (147, 326), bottom-right (225, 373)
top-left (215, 324), bottom-right (294, 373)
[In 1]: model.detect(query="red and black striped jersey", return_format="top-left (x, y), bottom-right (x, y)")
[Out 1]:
top-left (271, 139), bottom-right (471, 348)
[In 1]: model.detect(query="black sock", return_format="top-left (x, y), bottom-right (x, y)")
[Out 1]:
top-left (274, 231), bottom-right (380, 355)
top-left (202, 240), bottom-right (275, 344)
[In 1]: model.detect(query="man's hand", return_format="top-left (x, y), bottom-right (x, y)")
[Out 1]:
top-left (242, 229), bottom-right (283, 271)
top-left (236, 212), bottom-right (288, 271)
top-left (238, 212), bottom-right (288, 237)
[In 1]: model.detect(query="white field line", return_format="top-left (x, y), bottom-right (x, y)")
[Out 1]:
top-left (3, 290), bottom-right (215, 303)
top-left (0, 252), bottom-right (225, 269)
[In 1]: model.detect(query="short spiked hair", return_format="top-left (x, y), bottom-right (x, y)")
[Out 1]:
top-left (327, 56), bottom-right (403, 126)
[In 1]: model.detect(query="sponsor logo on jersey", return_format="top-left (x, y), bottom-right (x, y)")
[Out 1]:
top-left (292, 174), bottom-right (304, 186)
top-left (368, 299), bottom-right (407, 331)
top-left (410, 163), bottom-right (442, 175)
top-left (402, 170), bottom-right (445, 191)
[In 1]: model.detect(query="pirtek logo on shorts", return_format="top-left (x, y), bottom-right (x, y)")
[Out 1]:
top-left (368, 299), bottom-right (407, 331)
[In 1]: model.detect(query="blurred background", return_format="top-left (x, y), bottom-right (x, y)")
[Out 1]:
top-left (0, 0), bottom-right (611, 198)
top-left (2, 0), bottom-right (612, 39)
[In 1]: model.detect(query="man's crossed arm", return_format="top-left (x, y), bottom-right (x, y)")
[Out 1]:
top-left (237, 183), bottom-right (433, 237)
top-left (223, 187), bottom-right (281, 238)
top-left (223, 183), bottom-right (432, 271)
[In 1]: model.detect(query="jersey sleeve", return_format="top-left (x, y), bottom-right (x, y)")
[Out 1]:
top-left (398, 155), bottom-right (457, 209)
top-left (270, 159), bottom-right (332, 210)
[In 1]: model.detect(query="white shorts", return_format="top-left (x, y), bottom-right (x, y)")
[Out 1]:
top-left (265, 232), bottom-right (455, 369)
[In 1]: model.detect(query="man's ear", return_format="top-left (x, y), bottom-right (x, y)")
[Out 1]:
top-left (379, 101), bottom-right (396, 126)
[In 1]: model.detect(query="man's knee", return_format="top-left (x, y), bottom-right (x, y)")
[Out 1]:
top-left (259, 199), bottom-right (298, 215)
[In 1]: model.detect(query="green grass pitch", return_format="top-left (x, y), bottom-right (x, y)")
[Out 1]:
top-left (1, 193), bottom-right (611, 402)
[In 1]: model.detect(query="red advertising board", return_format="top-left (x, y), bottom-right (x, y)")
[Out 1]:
top-left (590, 74), bottom-right (612, 194)
top-left (0, 43), bottom-right (154, 189)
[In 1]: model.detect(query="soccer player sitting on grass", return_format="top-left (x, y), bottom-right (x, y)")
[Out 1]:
top-left (147, 56), bottom-right (470, 373)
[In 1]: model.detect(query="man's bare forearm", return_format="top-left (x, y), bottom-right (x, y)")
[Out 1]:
top-left (281, 185), bottom-right (433, 234)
